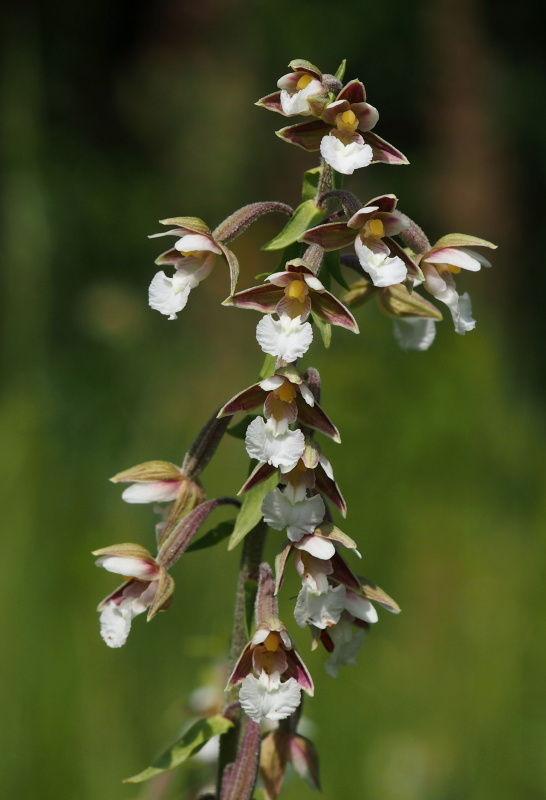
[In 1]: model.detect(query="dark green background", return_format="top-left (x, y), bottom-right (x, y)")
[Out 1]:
top-left (2, 0), bottom-right (545, 798)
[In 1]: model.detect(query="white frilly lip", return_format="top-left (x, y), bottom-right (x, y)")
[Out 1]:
top-left (261, 488), bottom-right (325, 541)
top-left (239, 674), bottom-right (302, 722)
top-left (245, 417), bottom-right (305, 473)
top-left (423, 265), bottom-right (476, 334)
top-left (294, 584), bottom-right (346, 629)
top-left (354, 239), bottom-right (407, 287)
top-left (319, 134), bottom-right (373, 175)
top-left (121, 480), bottom-right (181, 504)
top-left (148, 255), bottom-right (215, 320)
top-left (256, 314), bottom-right (313, 363)
top-left (393, 317), bottom-right (437, 351)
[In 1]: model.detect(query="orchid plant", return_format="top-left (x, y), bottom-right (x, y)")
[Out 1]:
top-left (92, 58), bottom-right (496, 799)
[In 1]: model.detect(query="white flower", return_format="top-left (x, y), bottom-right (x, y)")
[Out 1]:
top-left (99, 596), bottom-right (146, 648)
top-left (239, 674), bottom-right (302, 723)
top-left (121, 480), bottom-right (181, 504)
top-left (423, 264), bottom-right (476, 334)
top-left (320, 134), bottom-right (373, 175)
top-left (294, 584), bottom-right (346, 629)
top-left (324, 618), bottom-right (366, 678)
top-left (245, 417), bottom-right (305, 473)
top-left (354, 240), bottom-right (407, 287)
top-left (278, 76), bottom-right (325, 116)
top-left (148, 255), bottom-right (215, 320)
top-left (256, 314), bottom-right (313, 363)
top-left (98, 580), bottom-right (157, 648)
top-left (393, 317), bottom-right (438, 351)
top-left (261, 487), bottom-right (325, 541)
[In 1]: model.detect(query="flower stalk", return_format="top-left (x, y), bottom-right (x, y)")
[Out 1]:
top-left (92, 55), bottom-right (495, 798)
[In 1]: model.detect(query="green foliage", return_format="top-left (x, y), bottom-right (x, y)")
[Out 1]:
top-left (228, 472), bottom-right (279, 550)
top-left (185, 520), bottom-right (235, 553)
top-left (226, 414), bottom-right (257, 440)
top-left (124, 715), bottom-right (234, 783)
top-left (261, 200), bottom-right (324, 251)
top-left (311, 310), bottom-right (332, 348)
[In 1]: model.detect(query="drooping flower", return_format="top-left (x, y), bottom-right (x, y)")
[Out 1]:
top-left (218, 365), bottom-right (340, 441)
top-left (302, 195), bottom-right (413, 287)
top-left (276, 80), bottom-right (408, 168)
top-left (416, 234), bottom-right (496, 334)
top-left (109, 460), bottom-right (198, 504)
top-left (256, 59), bottom-right (328, 118)
top-left (262, 484), bottom-right (325, 541)
top-left (93, 544), bottom-right (174, 648)
top-left (227, 618), bottom-right (314, 723)
top-left (149, 219), bottom-right (223, 319)
top-left (225, 258), bottom-right (358, 333)
top-left (245, 416), bottom-right (305, 473)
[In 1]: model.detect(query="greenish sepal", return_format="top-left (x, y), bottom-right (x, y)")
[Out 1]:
top-left (228, 472), bottom-right (279, 551)
top-left (226, 414), bottom-right (258, 440)
top-left (334, 59), bottom-right (347, 82)
top-left (158, 216), bottom-right (211, 234)
top-left (123, 715), bottom-right (234, 783)
top-left (185, 520), bottom-right (235, 553)
top-left (311, 310), bottom-right (332, 348)
top-left (262, 200), bottom-right (324, 251)
top-left (258, 354), bottom-right (277, 381)
top-left (244, 579), bottom-right (258, 638)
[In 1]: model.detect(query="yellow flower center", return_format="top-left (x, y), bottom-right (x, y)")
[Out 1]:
top-left (296, 459), bottom-right (308, 472)
top-left (296, 73), bottom-right (313, 91)
top-left (285, 279), bottom-right (309, 302)
top-left (336, 109), bottom-right (359, 133)
top-left (435, 262), bottom-right (462, 275)
top-left (178, 250), bottom-right (200, 257)
top-left (366, 219), bottom-right (385, 239)
top-left (264, 632), bottom-right (281, 652)
top-left (275, 381), bottom-right (297, 403)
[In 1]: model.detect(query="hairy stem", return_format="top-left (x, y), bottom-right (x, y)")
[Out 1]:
top-left (216, 521), bottom-right (268, 796)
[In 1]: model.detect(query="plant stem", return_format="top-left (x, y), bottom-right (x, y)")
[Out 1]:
top-left (217, 521), bottom-right (268, 797)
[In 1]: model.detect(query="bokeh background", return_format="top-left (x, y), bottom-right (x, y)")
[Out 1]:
top-left (2, 0), bottom-right (546, 798)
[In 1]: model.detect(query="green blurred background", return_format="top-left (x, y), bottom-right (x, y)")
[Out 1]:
top-left (2, 0), bottom-right (545, 798)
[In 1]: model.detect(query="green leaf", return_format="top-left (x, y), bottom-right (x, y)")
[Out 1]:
top-left (302, 167), bottom-right (322, 202)
top-left (311, 311), bottom-right (332, 348)
top-left (261, 200), bottom-right (324, 251)
top-left (124, 715), bottom-right (234, 783)
top-left (324, 250), bottom-right (350, 291)
top-left (334, 59), bottom-right (347, 82)
top-left (228, 472), bottom-right (279, 550)
top-left (244, 579), bottom-right (258, 637)
top-left (258, 354), bottom-right (277, 381)
top-left (226, 414), bottom-right (257, 440)
top-left (185, 520), bottom-right (235, 553)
